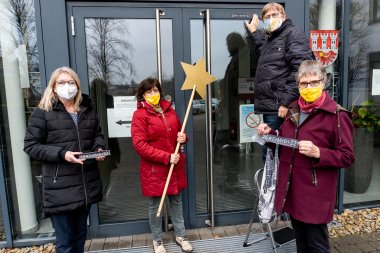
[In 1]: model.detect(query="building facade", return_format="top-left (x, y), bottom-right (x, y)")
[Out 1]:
top-left (0, 0), bottom-right (379, 248)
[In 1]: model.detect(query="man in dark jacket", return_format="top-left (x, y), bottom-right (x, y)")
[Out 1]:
top-left (245, 2), bottom-right (314, 145)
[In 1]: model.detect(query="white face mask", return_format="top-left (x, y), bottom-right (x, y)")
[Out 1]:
top-left (55, 84), bottom-right (78, 100)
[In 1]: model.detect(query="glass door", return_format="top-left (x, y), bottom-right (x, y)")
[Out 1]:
top-left (68, 3), bottom-right (265, 236)
top-left (182, 8), bottom-right (263, 228)
top-left (68, 5), bottom-right (185, 236)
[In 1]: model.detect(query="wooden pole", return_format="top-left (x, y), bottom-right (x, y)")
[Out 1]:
top-left (157, 85), bottom-right (197, 217)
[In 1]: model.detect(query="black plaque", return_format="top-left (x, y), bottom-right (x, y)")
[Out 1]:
top-left (262, 134), bottom-right (298, 148)
top-left (78, 150), bottom-right (111, 160)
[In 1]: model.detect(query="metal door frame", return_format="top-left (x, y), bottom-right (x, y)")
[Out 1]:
top-left (67, 4), bottom-right (186, 237)
top-left (65, 1), bottom-right (308, 237)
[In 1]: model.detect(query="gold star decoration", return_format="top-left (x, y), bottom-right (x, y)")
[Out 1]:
top-left (181, 57), bottom-right (217, 99)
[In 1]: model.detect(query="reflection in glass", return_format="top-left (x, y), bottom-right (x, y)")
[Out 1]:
top-left (85, 18), bottom-right (174, 223)
top-left (1, 0), bottom-right (48, 240)
top-left (191, 19), bottom-right (261, 215)
top-left (308, 0), bottom-right (380, 206)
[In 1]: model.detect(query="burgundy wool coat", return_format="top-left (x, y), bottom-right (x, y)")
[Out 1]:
top-left (273, 94), bottom-right (354, 224)
top-left (131, 100), bottom-right (187, 197)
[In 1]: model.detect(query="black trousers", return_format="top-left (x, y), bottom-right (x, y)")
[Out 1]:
top-left (50, 207), bottom-right (90, 253)
top-left (290, 216), bottom-right (330, 253)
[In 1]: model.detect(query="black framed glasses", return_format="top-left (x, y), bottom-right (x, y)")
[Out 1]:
top-left (298, 79), bottom-right (323, 89)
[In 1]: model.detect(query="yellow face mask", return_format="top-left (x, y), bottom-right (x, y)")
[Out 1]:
top-left (144, 93), bottom-right (160, 106)
top-left (299, 86), bottom-right (323, 103)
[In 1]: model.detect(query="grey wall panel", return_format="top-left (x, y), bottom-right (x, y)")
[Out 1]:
top-left (39, 0), bottom-right (70, 79)
top-left (285, 0), bottom-right (306, 31)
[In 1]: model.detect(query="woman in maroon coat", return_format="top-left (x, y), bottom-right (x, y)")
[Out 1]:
top-left (131, 78), bottom-right (192, 253)
top-left (258, 60), bottom-right (354, 253)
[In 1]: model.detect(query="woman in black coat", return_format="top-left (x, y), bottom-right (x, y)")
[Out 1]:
top-left (24, 67), bottom-right (105, 253)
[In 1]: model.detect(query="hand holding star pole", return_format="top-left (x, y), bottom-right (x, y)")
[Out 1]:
top-left (156, 58), bottom-right (216, 217)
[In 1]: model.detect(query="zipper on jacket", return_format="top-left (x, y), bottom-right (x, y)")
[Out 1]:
top-left (75, 124), bottom-right (88, 208)
top-left (160, 112), bottom-right (171, 131)
top-left (281, 127), bottom-right (298, 212)
top-left (312, 169), bottom-right (318, 186)
top-left (160, 112), bottom-right (173, 148)
top-left (53, 163), bottom-right (60, 183)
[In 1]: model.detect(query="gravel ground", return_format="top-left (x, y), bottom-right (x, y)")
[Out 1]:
top-left (0, 208), bottom-right (379, 252)
top-left (328, 207), bottom-right (380, 238)
top-left (0, 244), bottom-right (55, 253)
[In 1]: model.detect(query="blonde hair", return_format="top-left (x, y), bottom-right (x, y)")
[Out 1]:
top-left (296, 60), bottom-right (327, 84)
top-left (262, 2), bottom-right (286, 19)
top-left (38, 67), bottom-right (82, 111)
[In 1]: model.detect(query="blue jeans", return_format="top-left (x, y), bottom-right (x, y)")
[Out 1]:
top-left (50, 207), bottom-right (90, 253)
top-left (261, 115), bottom-right (284, 162)
top-left (149, 194), bottom-right (186, 241)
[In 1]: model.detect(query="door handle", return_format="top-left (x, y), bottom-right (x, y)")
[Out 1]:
top-left (155, 9), bottom-right (165, 84)
top-left (201, 9), bottom-right (215, 228)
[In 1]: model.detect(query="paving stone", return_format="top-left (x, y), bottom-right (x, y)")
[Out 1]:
top-left (198, 228), bottom-right (213, 240)
top-left (186, 228), bottom-right (200, 241)
top-left (223, 225), bottom-right (240, 237)
top-left (132, 234), bottom-right (147, 247)
top-left (88, 238), bottom-right (105, 251)
top-left (146, 234), bottom-right (153, 246)
top-left (210, 227), bottom-right (226, 239)
top-left (235, 224), bottom-right (249, 236)
top-left (104, 237), bottom-right (119, 250)
top-left (355, 242), bottom-right (377, 253)
top-left (333, 234), bottom-right (361, 246)
top-left (369, 240), bottom-right (380, 251)
top-left (118, 236), bottom-right (132, 248)
top-left (84, 240), bottom-right (91, 251)
top-left (330, 246), bottom-right (340, 253)
top-left (336, 244), bottom-right (362, 253)
top-left (163, 231), bottom-right (174, 243)
top-left (364, 232), bottom-right (380, 242)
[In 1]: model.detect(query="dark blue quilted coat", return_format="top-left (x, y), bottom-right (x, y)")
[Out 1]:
top-left (250, 19), bottom-right (315, 115)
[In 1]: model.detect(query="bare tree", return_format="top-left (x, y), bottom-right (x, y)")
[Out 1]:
top-left (85, 18), bottom-right (135, 85)
top-left (1, 0), bottom-right (40, 95)
top-left (348, 0), bottom-right (369, 86)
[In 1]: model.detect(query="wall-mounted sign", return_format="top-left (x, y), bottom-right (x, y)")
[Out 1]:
top-left (372, 69), bottom-right (380, 96)
top-left (310, 30), bottom-right (339, 67)
top-left (238, 78), bottom-right (254, 94)
top-left (107, 96), bottom-right (136, 138)
top-left (239, 104), bottom-right (262, 143)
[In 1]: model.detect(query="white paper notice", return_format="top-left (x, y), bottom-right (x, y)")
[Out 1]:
top-left (114, 96), bottom-right (136, 109)
top-left (372, 69), bottom-right (380, 96)
top-left (238, 78), bottom-right (255, 94)
top-left (107, 107), bottom-right (136, 138)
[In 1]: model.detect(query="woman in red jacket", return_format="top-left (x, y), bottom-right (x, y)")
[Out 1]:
top-left (257, 60), bottom-right (354, 253)
top-left (131, 78), bottom-right (192, 253)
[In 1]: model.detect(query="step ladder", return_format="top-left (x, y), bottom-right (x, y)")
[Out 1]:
top-left (243, 168), bottom-right (295, 253)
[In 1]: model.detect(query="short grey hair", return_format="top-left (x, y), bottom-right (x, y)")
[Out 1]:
top-left (296, 60), bottom-right (327, 84)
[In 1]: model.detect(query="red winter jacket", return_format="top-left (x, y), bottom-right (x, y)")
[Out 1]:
top-left (131, 100), bottom-right (187, 197)
top-left (274, 94), bottom-right (354, 224)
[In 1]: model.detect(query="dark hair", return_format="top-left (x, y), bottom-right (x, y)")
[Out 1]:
top-left (135, 78), bottom-right (163, 101)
